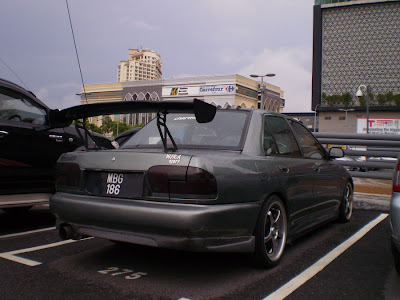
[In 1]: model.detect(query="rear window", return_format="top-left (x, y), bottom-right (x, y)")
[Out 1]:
top-left (121, 110), bottom-right (249, 150)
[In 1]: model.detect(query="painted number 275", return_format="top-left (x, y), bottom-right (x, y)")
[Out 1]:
top-left (98, 267), bottom-right (147, 280)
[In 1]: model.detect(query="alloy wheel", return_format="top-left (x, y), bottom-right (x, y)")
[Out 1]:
top-left (264, 202), bottom-right (287, 262)
top-left (343, 183), bottom-right (353, 219)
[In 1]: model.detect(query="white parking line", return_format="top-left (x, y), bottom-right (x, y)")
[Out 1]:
top-left (0, 227), bottom-right (56, 240)
top-left (0, 237), bottom-right (93, 266)
top-left (263, 213), bottom-right (389, 300)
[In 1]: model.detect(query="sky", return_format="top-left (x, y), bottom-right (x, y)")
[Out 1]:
top-left (0, 0), bottom-right (314, 112)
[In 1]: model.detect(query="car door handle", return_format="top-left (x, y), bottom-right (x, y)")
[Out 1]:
top-left (279, 165), bottom-right (289, 174)
top-left (0, 131), bottom-right (9, 138)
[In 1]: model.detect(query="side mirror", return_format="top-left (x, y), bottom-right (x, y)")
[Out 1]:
top-left (329, 147), bottom-right (344, 159)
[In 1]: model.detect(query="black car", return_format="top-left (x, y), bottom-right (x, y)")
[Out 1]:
top-left (0, 78), bottom-right (117, 213)
top-left (114, 127), bottom-right (141, 146)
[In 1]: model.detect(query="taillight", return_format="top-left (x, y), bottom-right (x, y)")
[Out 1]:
top-left (147, 165), bottom-right (217, 197)
top-left (56, 163), bottom-right (81, 190)
top-left (394, 160), bottom-right (400, 192)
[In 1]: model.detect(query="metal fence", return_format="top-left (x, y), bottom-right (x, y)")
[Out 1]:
top-left (314, 132), bottom-right (400, 180)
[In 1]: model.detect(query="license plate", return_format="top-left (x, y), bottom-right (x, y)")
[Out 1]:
top-left (85, 171), bottom-right (144, 198)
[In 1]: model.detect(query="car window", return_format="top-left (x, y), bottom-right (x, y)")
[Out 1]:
top-left (264, 116), bottom-right (301, 157)
top-left (122, 111), bottom-right (248, 149)
top-left (263, 120), bottom-right (278, 155)
top-left (289, 120), bottom-right (326, 159)
top-left (0, 88), bottom-right (47, 125)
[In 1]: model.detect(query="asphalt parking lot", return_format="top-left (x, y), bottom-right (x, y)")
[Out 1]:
top-left (0, 204), bottom-right (399, 300)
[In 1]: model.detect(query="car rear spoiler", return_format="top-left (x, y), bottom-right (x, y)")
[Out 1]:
top-left (49, 98), bottom-right (217, 152)
top-left (49, 98), bottom-right (216, 127)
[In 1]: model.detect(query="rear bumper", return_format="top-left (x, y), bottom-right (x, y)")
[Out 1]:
top-left (50, 193), bottom-right (261, 253)
top-left (0, 193), bottom-right (51, 208)
top-left (390, 192), bottom-right (400, 251)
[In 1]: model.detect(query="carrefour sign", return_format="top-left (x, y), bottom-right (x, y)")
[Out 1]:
top-left (199, 85), bottom-right (236, 94)
top-left (162, 85), bottom-right (236, 97)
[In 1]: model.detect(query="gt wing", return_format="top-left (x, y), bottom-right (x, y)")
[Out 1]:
top-left (49, 98), bottom-right (216, 127)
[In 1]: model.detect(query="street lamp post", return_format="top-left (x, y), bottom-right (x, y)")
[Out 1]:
top-left (250, 73), bottom-right (275, 110)
top-left (313, 104), bottom-right (321, 132)
top-left (356, 84), bottom-right (369, 133)
top-left (338, 108), bottom-right (355, 128)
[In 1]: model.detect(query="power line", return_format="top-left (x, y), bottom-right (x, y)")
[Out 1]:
top-left (65, 0), bottom-right (88, 104)
top-left (0, 57), bottom-right (30, 90)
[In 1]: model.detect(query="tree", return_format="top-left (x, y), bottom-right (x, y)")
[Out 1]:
top-left (377, 94), bottom-right (386, 106)
top-left (358, 95), bottom-right (366, 107)
top-left (394, 94), bottom-right (400, 106)
top-left (100, 116), bottom-right (115, 135)
top-left (341, 93), bottom-right (352, 107)
top-left (386, 91), bottom-right (394, 104)
top-left (114, 122), bottom-right (133, 137)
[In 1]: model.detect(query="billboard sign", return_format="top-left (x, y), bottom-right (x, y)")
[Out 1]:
top-left (357, 118), bottom-right (400, 135)
top-left (162, 85), bottom-right (236, 97)
top-left (199, 85), bottom-right (236, 95)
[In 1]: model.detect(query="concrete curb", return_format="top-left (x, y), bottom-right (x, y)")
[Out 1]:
top-left (354, 192), bottom-right (391, 212)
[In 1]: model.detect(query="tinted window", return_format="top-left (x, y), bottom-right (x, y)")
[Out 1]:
top-left (264, 116), bottom-right (301, 157)
top-left (263, 119), bottom-right (278, 155)
top-left (289, 120), bottom-right (326, 159)
top-left (0, 88), bottom-right (47, 125)
top-left (122, 111), bottom-right (248, 149)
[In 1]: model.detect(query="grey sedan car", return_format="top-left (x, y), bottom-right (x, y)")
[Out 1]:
top-left (50, 99), bottom-right (353, 268)
top-left (391, 159), bottom-right (400, 274)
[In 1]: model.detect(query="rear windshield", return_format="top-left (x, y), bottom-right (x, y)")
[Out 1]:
top-left (121, 110), bottom-right (249, 150)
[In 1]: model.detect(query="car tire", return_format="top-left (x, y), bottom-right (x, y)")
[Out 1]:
top-left (392, 239), bottom-right (400, 275)
top-left (338, 182), bottom-right (353, 223)
top-left (254, 195), bottom-right (287, 268)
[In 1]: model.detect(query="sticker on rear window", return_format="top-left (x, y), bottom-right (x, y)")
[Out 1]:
top-left (173, 117), bottom-right (195, 121)
top-left (166, 154), bottom-right (181, 164)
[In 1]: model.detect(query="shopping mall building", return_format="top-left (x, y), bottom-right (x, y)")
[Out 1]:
top-left (312, 0), bottom-right (400, 133)
top-left (80, 74), bottom-right (284, 127)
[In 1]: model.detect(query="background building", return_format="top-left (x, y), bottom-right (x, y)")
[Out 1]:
top-left (80, 74), bottom-right (285, 127)
top-left (117, 49), bottom-right (162, 82)
top-left (312, 0), bottom-right (400, 133)
top-left (79, 82), bottom-right (123, 127)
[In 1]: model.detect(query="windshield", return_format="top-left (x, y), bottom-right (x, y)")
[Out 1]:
top-left (0, 88), bottom-right (47, 124)
top-left (122, 110), bottom-right (249, 150)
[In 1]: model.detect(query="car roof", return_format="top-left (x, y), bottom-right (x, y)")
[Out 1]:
top-left (0, 78), bottom-right (49, 110)
top-left (216, 107), bottom-right (291, 119)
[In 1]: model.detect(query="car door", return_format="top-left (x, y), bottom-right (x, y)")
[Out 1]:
top-left (289, 120), bottom-right (344, 221)
top-left (263, 115), bottom-right (316, 235)
top-left (0, 86), bottom-right (72, 194)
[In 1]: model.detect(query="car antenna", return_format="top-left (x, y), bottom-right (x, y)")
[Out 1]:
top-left (65, 0), bottom-right (96, 150)
top-left (0, 57), bottom-right (30, 91)
top-left (65, 0), bottom-right (88, 105)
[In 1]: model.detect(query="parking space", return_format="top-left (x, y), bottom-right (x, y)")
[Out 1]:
top-left (0, 207), bottom-right (397, 299)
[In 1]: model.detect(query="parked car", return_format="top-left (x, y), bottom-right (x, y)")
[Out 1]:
top-left (391, 158), bottom-right (400, 274)
top-left (115, 127), bottom-right (141, 146)
top-left (0, 78), bottom-right (117, 213)
top-left (335, 155), bottom-right (367, 172)
top-left (50, 100), bottom-right (353, 268)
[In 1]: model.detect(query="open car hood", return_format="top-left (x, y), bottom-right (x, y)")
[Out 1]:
top-left (49, 99), bottom-right (217, 127)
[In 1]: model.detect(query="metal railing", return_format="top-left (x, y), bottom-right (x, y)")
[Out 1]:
top-left (314, 132), bottom-right (400, 180)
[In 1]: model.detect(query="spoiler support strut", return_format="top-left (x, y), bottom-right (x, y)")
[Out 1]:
top-left (156, 110), bottom-right (178, 152)
top-left (74, 118), bottom-right (99, 150)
